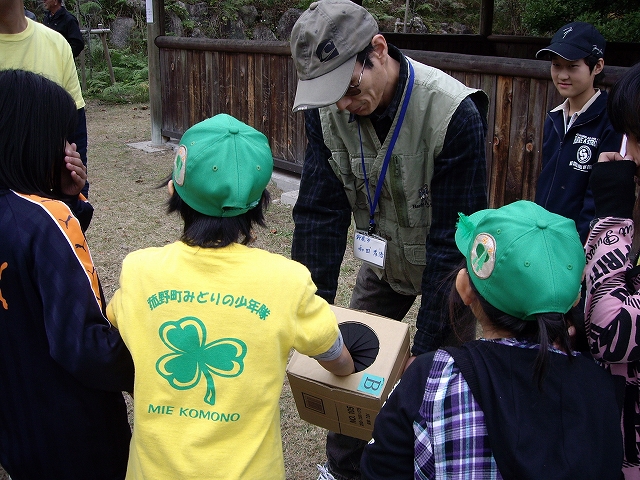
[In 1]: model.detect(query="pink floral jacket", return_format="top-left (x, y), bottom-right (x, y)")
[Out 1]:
top-left (585, 215), bottom-right (640, 478)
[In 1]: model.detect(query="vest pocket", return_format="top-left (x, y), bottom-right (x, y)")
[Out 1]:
top-left (403, 243), bottom-right (426, 265)
top-left (384, 242), bottom-right (425, 295)
top-left (389, 154), bottom-right (432, 228)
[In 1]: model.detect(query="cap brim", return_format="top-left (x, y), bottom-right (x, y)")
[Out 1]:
top-left (536, 44), bottom-right (591, 61)
top-left (292, 55), bottom-right (357, 112)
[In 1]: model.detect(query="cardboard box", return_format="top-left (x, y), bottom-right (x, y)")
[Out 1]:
top-left (286, 305), bottom-right (410, 441)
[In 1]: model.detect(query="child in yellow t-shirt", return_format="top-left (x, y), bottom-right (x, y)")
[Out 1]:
top-left (107, 114), bottom-right (354, 480)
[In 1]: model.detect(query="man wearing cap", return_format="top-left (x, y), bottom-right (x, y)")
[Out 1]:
top-left (534, 21), bottom-right (622, 244)
top-left (289, 1), bottom-right (488, 478)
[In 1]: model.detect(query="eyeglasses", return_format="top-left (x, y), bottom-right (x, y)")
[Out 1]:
top-left (345, 62), bottom-right (366, 97)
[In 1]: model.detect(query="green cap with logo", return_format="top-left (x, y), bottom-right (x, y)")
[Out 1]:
top-left (290, 0), bottom-right (378, 112)
top-left (172, 114), bottom-right (273, 217)
top-left (455, 200), bottom-right (584, 320)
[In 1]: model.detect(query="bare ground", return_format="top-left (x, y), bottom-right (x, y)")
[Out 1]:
top-left (0, 100), bottom-right (418, 479)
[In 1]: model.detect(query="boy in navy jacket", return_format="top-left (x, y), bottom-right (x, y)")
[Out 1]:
top-left (534, 21), bottom-right (622, 244)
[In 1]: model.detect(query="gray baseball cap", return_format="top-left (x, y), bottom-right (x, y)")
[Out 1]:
top-left (290, 0), bottom-right (378, 112)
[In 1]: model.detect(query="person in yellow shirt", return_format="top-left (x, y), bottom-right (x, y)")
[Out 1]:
top-left (107, 113), bottom-right (354, 480)
top-left (0, 0), bottom-right (90, 198)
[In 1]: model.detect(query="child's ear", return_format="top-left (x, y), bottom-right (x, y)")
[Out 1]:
top-left (167, 179), bottom-right (175, 196)
top-left (593, 58), bottom-right (604, 75)
top-left (455, 268), bottom-right (477, 306)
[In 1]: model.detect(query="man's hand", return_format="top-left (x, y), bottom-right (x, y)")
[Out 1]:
top-left (61, 142), bottom-right (87, 197)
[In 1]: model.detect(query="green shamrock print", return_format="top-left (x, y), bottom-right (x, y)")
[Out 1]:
top-left (473, 242), bottom-right (490, 271)
top-left (156, 316), bottom-right (247, 405)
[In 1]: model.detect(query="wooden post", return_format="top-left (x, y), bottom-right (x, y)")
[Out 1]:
top-left (96, 28), bottom-right (115, 85)
top-left (403, 0), bottom-right (409, 33)
top-left (147, 0), bottom-right (166, 146)
top-left (79, 28), bottom-right (114, 85)
top-left (479, 0), bottom-right (494, 37)
top-left (75, 3), bottom-right (87, 91)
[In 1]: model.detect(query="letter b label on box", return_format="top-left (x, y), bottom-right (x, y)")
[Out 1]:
top-left (358, 374), bottom-right (384, 397)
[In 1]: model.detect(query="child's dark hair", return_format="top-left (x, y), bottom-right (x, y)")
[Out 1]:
top-left (0, 69), bottom-right (77, 196)
top-left (449, 263), bottom-right (573, 390)
top-left (608, 61), bottom-right (640, 140)
top-left (585, 54), bottom-right (605, 85)
top-left (161, 174), bottom-right (270, 248)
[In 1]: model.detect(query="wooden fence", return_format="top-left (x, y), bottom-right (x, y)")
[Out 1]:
top-left (156, 36), bottom-right (628, 208)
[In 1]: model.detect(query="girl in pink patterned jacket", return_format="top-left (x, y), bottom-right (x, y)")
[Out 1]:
top-left (585, 61), bottom-right (640, 479)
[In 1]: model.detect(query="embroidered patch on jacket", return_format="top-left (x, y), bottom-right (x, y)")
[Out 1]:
top-left (412, 184), bottom-right (431, 209)
top-left (569, 145), bottom-right (594, 172)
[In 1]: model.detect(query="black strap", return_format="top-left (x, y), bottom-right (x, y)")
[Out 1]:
top-left (443, 346), bottom-right (485, 412)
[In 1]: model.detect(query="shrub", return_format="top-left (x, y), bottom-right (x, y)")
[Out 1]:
top-left (97, 82), bottom-right (149, 103)
top-left (82, 48), bottom-right (149, 104)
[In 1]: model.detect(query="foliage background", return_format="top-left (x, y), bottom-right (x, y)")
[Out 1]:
top-left (21, 0), bottom-right (640, 104)
top-left (23, 0), bottom-right (640, 39)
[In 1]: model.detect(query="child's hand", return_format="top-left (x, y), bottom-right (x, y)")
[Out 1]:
top-left (597, 151), bottom-right (625, 163)
top-left (61, 142), bottom-right (87, 197)
top-left (597, 150), bottom-right (640, 180)
top-left (598, 150), bottom-right (638, 166)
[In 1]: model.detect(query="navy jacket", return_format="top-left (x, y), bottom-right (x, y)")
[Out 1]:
top-left (43, 6), bottom-right (84, 57)
top-left (0, 190), bottom-right (133, 479)
top-left (535, 91), bottom-right (622, 243)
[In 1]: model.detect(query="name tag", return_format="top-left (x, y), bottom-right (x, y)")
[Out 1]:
top-left (353, 230), bottom-right (387, 269)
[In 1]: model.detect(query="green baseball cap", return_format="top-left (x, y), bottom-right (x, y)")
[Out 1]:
top-left (455, 200), bottom-right (585, 320)
top-left (290, 0), bottom-right (378, 112)
top-left (172, 114), bottom-right (273, 217)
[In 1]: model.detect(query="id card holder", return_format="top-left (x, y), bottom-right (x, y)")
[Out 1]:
top-left (353, 230), bottom-right (387, 269)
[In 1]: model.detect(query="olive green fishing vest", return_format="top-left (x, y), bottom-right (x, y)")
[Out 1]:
top-left (320, 57), bottom-right (487, 295)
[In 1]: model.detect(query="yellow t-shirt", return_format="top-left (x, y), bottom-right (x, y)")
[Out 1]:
top-left (107, 242), bottom-right (339, 479)
top-left (0, 18), bottom-right (84, 109)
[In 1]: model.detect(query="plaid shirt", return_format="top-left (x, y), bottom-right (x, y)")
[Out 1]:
top-left (291, 45), bottom-right (488, 355)
top-left (415, 346), bottom-right (502, 479)
top-left (363, 339), bottom-right (555, 479)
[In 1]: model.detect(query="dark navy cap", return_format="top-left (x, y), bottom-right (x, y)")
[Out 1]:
top-left (536, 22), bottom-right (605, 61)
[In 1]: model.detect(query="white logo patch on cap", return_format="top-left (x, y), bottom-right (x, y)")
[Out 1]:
top-left (174, 145), bottom-right (187, 186)
top-left (470, 233), bottom-right (496, 279)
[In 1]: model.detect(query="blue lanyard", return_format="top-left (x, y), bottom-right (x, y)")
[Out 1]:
top-left (358, 61), bottom-right (414, 234)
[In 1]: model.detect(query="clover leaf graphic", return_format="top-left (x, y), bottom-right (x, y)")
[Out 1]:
top-left (156, 316), bottom-right (247, 405)
top-left (473, 242), bottom-right (490, 271)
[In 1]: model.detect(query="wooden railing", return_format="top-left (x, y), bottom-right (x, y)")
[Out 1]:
top-left (156, 36), bottom-right (628, 207)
